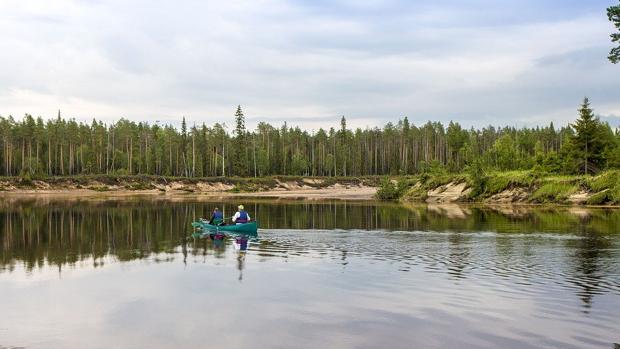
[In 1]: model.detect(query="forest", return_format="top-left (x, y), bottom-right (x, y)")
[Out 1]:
top-left (1, 99), bottom-right (619, 179)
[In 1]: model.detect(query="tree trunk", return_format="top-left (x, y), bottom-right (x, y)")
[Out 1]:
top-left (48, 138), bottom-right (52, 176)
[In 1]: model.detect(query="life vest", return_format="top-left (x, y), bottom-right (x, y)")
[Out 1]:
top-left (211, 210), bottom-right (223, 225)
top-left (236, 210), bottom-right (249, 223)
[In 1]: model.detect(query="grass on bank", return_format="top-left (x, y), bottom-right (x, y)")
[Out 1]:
top-left (584, 170), bottom-right (620, 204)
top-left (387, 169), bottom-right (620, 205)
top-left (472, 170), bottom-right (538, 197)
top-left (530, 182), bottom-right (579, 203)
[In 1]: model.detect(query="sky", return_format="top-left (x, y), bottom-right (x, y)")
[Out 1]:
top-left (0, 0), bottom-right (618, 130)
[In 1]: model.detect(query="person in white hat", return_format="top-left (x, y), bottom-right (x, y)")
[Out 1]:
top-left (232, 204), bottom-right (251, 225)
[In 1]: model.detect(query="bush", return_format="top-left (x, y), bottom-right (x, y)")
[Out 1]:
top-left (586, 170), bottom-right (620, 192)
top-left (586, 191), bottom-right (609, 205)
top-left (603, 184), bottom-right (620, 204)
top-left (376, 178), bottom-right (399, 200)
top-left (18, 171), bottom-right (35, 187)
top-left (229, 183), bottom-right (262, 192)
top-left (465, 160), bottom-right (487, 198)
top-left (376, 177), bottom-right (406, 200)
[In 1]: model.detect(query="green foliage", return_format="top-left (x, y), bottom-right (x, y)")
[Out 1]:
top-left (584, 170), bottom-right (620, 204)
top-left (531, 182), bottom-right (579, 203)
top-left (0, 98), bottom-right (618, 180)
top-left (610, 187), bottom-right (620, 204)
top-left (113, 168), bottom-right (131, 176)
top-left (376, 177), bottom-right (408, 200)
top-left (90, 186), bottom-right (111, 192)
top-left (568, 98), bottom-right (610, 174)
top-left (534, 140), bottom-right (544, 166)
top-left (492, 134), bottom-right (518, 170)
top-left (396, 178), bottom-right (412, 194)
top-left (256, 149), bottom-right (269, 176)
top-left (586, 191), bottom-right (610, 205)
top-left (229, 183), bottom-right (262, 193)
top-left (419, 160), bottom-right (447, 177)
top-left (589, 187), bottom-right (620, 205)
top-left (541, 151), bottom-right (565, 174)
top-left (608, 1), bottom-right (620, 63)
top-left (232, 105), bottom-right (249, 176)
top-left (482, 171), bottom-right (538, 197)
top-left (586, 171), bottom-right (620, 192)
top-left (397, 169), bottom-right (620, 205)
top-left (425, 173), bottom-right (462, 189)
top-left (18, 171), bottom-right (34, 187)
top-left (125, 182), bottom-right (155, 190)
top-left (376, 178), bottom-right (399, 200)
top-left (465, 159), bottom-right (487, 197)
top-left (290, 154), bottom-right (308, 175)
top-left (604, 144), bottom-right (620, 168)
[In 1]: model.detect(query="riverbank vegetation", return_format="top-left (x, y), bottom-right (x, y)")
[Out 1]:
top-left (378, 169), bottom-right (620, 205)
top-left (1, 98), bottom-right (619, 205)
top-left (1, 98), bottom-right (619, 181)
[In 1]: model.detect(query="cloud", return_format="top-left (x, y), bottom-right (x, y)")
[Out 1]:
top-left (0, 0), bottom-right (618, 130)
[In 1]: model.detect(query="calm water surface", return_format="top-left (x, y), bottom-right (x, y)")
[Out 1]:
top-left (1, 197), bottom-right (619, 349)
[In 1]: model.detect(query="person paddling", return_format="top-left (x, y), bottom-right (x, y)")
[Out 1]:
top-left (209, 207), bottom-right (224, 225)
top-left (232, 205), bottom-right (251, 225)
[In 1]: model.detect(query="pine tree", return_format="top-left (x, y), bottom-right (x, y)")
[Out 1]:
top-left (570, 98), bottom-right (606, 174)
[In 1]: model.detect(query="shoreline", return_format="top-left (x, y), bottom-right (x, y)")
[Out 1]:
top-left (2, 173), bottom-right (620, 207)
top-left (0, 186), bottom-right (378, 200)
top-left (0, 175), bottom-right (379, 200)
top-left (2, 189), bottom-right (620, 209)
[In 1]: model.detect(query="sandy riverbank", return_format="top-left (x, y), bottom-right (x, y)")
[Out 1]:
top-left (225, 186), bottom-right (377, 200)
top-left (0, 176), bottom-right (378, 200)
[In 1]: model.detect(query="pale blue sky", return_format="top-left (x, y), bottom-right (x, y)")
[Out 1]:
top-left (0, 0), bottom-right (618, 129)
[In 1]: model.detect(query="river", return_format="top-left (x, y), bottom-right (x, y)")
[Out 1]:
top-left (0, 196), bottom-right (619, 348)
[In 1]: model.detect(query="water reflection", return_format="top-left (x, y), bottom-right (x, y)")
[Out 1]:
top-left (1, 197), bottom-right (620, 349)
top-left (0, 199), bottom-right (620, 290)
top-left (567, 234), bottom-right (613, 311)
top-left (1, 197), bottom-right (619, 306)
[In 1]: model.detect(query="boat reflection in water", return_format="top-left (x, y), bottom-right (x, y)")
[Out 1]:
top-left (189, 229), bottom-right (257, 281)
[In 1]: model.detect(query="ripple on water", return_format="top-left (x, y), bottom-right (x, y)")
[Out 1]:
top-left (246, 228), bottom-right (620, 348)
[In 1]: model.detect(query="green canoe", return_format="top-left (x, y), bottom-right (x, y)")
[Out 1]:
top-left (191, 220), bottom-right (258, 235)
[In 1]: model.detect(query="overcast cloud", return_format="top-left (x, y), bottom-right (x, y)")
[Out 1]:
top-left (0, 0), bottom-right (618, 129)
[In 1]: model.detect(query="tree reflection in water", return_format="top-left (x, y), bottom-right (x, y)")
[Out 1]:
top-left (1, 196), bottom-right (619, 309)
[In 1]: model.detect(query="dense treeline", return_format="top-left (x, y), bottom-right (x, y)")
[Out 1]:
top-left (1, 99), bottom-right (619, 178)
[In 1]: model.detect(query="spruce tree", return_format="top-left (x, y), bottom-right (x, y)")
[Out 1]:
top-left (608, 1), bottom-right (620, 63)
top-left (232, 105), bottom-right (248, 176)
top-left (339, 116), bottom-right (347, 176)
top-left (181, 117), bottom-right (188, 175)
top-left (570, 98), bottom-right (606, 174)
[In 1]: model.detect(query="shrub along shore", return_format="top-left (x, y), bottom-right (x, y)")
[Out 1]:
top-left (377, 170), bottom-right (620, 206)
